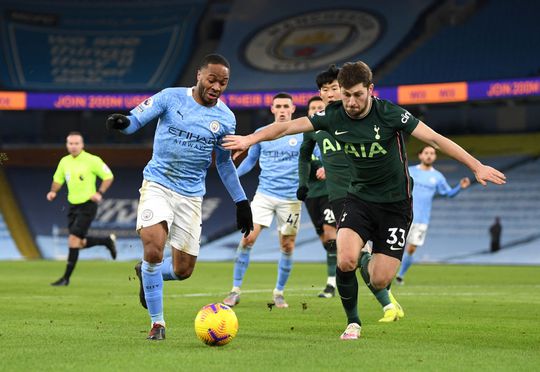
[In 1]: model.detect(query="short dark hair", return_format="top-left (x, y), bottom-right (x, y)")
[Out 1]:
top-left (418, 145), bottom-right (436, 154)
top-left (315, 64), bottom-right (340, 89)
top-left (273, 92), bottom-right (293, 101)
top-left (200, 53), bottom-right (230, 70)
top-left (307, 96), bottom-right (323, 107)
top-left (337, 61), bottom-right (372, 89)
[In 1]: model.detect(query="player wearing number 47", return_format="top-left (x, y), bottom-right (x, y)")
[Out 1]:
top-left (222, 93), bottom-right (304, 310)
top-left (222, 61), bottom-right (506, 341)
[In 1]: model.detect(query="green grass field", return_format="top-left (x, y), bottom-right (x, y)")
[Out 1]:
top-left (1, 261), bottom-right (539, 371)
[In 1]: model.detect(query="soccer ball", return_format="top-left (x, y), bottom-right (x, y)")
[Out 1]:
top-left (194, 303), bottom-right (238, 346)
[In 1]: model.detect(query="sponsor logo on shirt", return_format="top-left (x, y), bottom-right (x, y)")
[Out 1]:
top-left (168, 126), bottom-right (219, 149)
top-left (262, 150), bottom-right (299, 161)
top-left (401, 111), bottom-right (411, 123)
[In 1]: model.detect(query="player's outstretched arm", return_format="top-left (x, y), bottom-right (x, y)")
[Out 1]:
top-left (411, 122), bottom-right (506, 186)
top-left (223, 117), bottom-right (314, 153)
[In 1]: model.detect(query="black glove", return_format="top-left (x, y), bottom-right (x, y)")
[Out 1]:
top-left (236, 200), bottom-right (253, 238)
top-left (106, 113), bottom-right (130, 131)
top-left (296, 186), bottom-right (309, 201)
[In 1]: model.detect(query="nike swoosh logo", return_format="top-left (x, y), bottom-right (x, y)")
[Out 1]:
top-left (389, 246), bottom-right (403, 251)
top-left (335, 130), bottom-right (348, 135)
top-left (315, 130), bottom-right (321, 133)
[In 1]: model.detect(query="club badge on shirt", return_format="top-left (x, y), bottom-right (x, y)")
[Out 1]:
top-left (210, 121), bottom-right (220, 133)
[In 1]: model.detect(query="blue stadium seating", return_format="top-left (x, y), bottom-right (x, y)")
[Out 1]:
top-left (379, 0), bottom-right (540, 85)
top-left (418, 156), bottom-right (540, 263)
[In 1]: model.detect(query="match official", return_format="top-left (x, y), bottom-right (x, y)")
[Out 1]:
top-left (47, 132), bottom-right (117, 286)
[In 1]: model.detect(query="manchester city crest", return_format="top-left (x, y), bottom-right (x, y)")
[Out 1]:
top-left (210, 121), bottom-right (220, 133)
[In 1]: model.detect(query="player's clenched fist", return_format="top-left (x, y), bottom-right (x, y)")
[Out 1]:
top-left (106, 114), bottom-right (130, 131)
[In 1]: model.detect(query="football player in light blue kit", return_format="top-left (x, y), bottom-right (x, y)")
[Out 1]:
top-left (223, 93), bottom-right (303, 309)
top-left (106, 54), bottom-right (253, 340)
top-left (396, 145), bottom-right (470, 284)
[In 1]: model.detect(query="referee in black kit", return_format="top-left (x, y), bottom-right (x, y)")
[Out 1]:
top-left (46, 132), bottom-right (117, 286)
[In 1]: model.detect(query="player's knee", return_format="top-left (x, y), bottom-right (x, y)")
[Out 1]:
top-left (281, 241), bottom-right (295, 253)
top-left (323, 239), bottom-right (336, 253)
top-left (143, 243), bottom-right (164, 263)
top-left (370, 274), bottom-right (392, 290)
top-left (407, 245), bottom-right (417, 254)
top-left (174, 267), bottom-right (193, 280)
top-left (337, 257), bottom-right (357, 272)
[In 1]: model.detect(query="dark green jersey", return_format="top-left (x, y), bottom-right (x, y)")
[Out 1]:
top-left (298, 132), bottom-right (328, 199)
top-left (309, 97), bottom-right (419, 203)
top-left (308, 155), bottom-right (328, 198)
top-left (299, 129), bottom-right (349, 202)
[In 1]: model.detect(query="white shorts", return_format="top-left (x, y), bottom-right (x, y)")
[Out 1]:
top-left (251, 192), bottom-right (302, 236)
top-left (137, 180), bottom-right (202, 256)
top-left (406, 223), bottom-right (429, 247)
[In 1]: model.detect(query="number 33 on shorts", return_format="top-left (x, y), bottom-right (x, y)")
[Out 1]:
top-left (386, 227), bottom-right (406, 250)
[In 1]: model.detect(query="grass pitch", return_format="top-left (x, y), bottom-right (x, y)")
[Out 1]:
top-left (1, 261), bottom-right (539, 371)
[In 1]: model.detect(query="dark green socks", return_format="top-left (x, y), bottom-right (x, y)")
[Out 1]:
top-left (358, 251), bottom-right (391, 307)
top-left (336, 267), bottom-right (361, 325)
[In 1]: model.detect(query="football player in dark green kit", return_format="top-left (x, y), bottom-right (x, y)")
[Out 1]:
top-left (223, 61), bottom-right (506, 340)
top-left (299, 65), bottom-right (404, 322)
top-left (299, 96), bottom-right (338, 298)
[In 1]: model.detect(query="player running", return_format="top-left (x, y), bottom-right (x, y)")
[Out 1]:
top-left (222, 61), bottom-right (505, 340)
top-left (106, 54), bottom-right (253, 340)
top-left (299, 65), bottom-right (404, 322)
top-left (396, 145), bottom-right (471, 284)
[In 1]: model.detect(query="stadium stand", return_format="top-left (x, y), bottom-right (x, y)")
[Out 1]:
top-left (0, 211), bottom-right (21, 260)
top-left (378, 0), bottom-right (540, 85)
top-left (0, 0), bottom-right (538, 265)
top-left (415, 155), bottom-right (540, 264)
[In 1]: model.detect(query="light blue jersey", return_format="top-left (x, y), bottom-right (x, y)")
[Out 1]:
top-left (237, 126), bottom-right (302, 200)
top-left (123, 87), bottom-right (246, 202)
top-left (409, 164), bottom-right (461, 224)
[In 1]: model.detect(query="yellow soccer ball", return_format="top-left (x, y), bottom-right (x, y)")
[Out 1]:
top-left (194, 303), bottom-right (239, 346)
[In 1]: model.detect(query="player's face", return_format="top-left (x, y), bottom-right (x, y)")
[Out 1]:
top-left (196, 63), bottom-right (230, 107)
top-left (319, 80), bottom-right (341, 105)
top-left (419, 147), bottom-right (437, 166)
top-left (271, 98), bottom-right (295, 122)
top-left (307, 100), bottom-right (325, 116)
top-left (341, 83), bottom-right (373, 118)
top-left (66, 135), bottom-right (84, 157)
